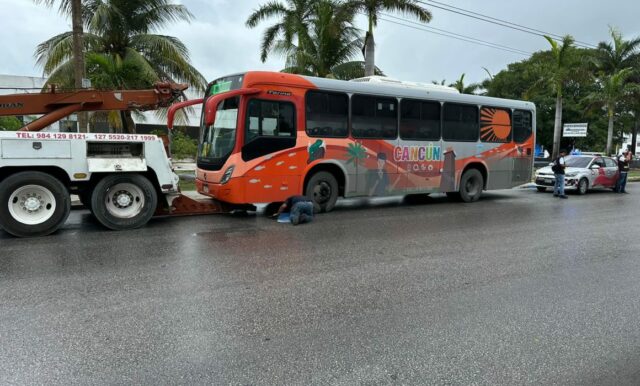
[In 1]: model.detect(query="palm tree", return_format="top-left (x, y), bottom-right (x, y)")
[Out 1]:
top-left (595, 27), bottom-right (640, 154)
top-left (346, 0), bottom-right (431, 77)
top-left (595, 27), bottom-right (640, 74)
top-left (246, 0), bottom-right (314, 63)
top-left (346, 141), bottom-right (367, 190)
top-left (34, 0), bottom-right (87, 131)
top-left (35, 0), bottom-right (206, 133)
top-left (449, 73), bottom-right (480, 94)
top-left (543, 35), bottom-right (576, 160)
top-left (585, 68), bottom-right (638, 155)
top-left (277, 0), bottom-right (383, 79)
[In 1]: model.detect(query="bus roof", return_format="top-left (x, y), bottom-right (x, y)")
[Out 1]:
top-left (228, 71), bottom-right (536, 112)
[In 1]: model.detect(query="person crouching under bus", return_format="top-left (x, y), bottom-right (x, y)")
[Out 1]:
top-left (273, 195), bottom-right (314, 225)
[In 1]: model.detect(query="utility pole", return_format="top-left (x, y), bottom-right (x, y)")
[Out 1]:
top-left (70, 0), bottom-right (88, 133)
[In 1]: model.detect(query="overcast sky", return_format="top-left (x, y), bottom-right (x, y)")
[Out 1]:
top-left (1, 0), bottom-right (638, 87)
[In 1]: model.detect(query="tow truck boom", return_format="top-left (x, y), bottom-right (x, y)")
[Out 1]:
top-left (0, 82), bottom-right (188, 131)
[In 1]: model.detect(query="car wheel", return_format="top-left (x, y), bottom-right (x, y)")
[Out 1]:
top-left (577, 178), bottom-right (588, 195)
top-left (0, 171), bottom-right (71, 237)
top-left (536, 187), bottom-right (547, 192)
top-left (91, 174), bottom-right (158, 231)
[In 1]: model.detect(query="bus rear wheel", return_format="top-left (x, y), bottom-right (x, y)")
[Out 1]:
top-left (459, 169), bottom-right (484, 203)
top-left (305, 171), bottom-right (338, 213)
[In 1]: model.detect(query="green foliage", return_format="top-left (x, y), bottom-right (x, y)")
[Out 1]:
top-left (35, 0), bottom-right (206, 92)
top-left (485, 48), bottom-right (608, 152)
top-left (449, 73), bottom-right (480, 94)
top-left (170, 130), bottom-right (198, 160)
top-left (0, 116), bottom-right (22, 131)
top-left (151, 129), bottom-right (198, 160)
top-left (275, 0), bottom-right (376, 79)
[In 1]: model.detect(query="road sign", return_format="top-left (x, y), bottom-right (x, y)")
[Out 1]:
top-left (563, 123), bottom-right (588, 137)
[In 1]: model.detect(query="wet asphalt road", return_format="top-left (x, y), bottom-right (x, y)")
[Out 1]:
top-left (1, 185), bottom-right (640, 385)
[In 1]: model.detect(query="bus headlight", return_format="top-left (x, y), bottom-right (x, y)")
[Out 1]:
top-left (220, 165), bottom-right (235, 184)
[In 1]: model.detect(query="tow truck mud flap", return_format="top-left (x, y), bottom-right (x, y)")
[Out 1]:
top-left (154, 194), bottom-right (256, 217)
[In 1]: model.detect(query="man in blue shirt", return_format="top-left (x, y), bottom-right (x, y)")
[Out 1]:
top-left (272, 195), bottom-right (314, 225)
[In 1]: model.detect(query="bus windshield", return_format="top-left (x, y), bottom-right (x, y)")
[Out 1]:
top-left (199, 96), bottom-right (239, 162)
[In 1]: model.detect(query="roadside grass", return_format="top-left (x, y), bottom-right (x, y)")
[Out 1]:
top-left (176, 170), bottom-right (196, 191)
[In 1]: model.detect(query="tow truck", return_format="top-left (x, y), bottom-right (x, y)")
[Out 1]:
top-left (0, 83), bottom-right (238, 238)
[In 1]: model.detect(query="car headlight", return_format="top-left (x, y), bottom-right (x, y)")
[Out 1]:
top-left (220, 165), bottom-right (235, 184)
top-left (566, 172), bottom-right (578, 177)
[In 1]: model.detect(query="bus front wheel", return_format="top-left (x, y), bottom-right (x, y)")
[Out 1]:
top-left (459, 169), bottom-right (484, 203)
top-left (305, 171), bottom-right (338, 213)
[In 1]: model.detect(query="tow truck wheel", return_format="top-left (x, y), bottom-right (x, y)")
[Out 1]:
top-left (91, 174), bottom-right (157, 231)
top-left (0, 171), bottom-right (71, 237)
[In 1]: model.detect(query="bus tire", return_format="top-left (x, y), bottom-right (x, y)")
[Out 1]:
top-left (0, 171), bottom-right (71, 237)
top-left (305, 171), bottom-right (338, 213)
top-left (91, 174), bottom-right (157, 231)
top-left (459, 169), bottom-right (484, 202)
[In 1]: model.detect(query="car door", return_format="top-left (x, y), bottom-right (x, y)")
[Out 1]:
top-left (590, 157), bottom-right (608, 187)
top-left (603, 157), bottom-right (619, 187)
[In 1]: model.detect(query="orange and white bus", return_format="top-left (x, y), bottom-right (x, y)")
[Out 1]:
top-left (169, 71), bottom-right (535, 212)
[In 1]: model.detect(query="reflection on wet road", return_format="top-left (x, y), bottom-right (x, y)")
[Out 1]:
top-left (1, 186), bottom-right (640, 385)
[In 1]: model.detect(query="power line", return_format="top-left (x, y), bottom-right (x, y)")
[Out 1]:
top-left (380, 12), bottom-right (532, 56)
top-left (371, 14), bottom-right (531, 57)
top-left (416, 0), bottom-right (597, 49)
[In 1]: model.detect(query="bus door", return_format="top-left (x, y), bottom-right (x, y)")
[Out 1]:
top-left (349, 95), bottom-right (399, 197)
top-left (511, 110), bottom-right (534, 185)
top-left (241, 92), bottom-right (300, 201)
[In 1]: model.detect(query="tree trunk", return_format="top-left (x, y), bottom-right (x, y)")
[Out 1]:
top-left (71, 0), bottom-right (87, 133)
top-left (364, 32), bottom-right (375, 77)
top-left (551, 95), bottom-right (563, 160)
top-left (605, 109), bottom-right (614, 156)
top-left (124, 111), bottom-right (136, 134)
top-left (631, 115), bottom-right (639, 155)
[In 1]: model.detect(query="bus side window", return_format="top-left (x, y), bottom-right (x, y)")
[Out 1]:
top-left (306, 90), bottom-right (349, 138)
top-left (513, 110), bottom-right (532, 143)
top-left (245, 99), bottom-right (296, 142)
top-left (443, 103), bottom-right (479, 142)
top-left (400, 99), bottom-right (441, 141)
top-left (352, 95), bottom-right (397, 139)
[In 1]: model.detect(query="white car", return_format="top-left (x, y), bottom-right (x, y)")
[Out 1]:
top-left (534, 155), bottom-right (620, 195)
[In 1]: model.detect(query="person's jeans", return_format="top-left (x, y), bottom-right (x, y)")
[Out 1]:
top-left (554, 173), bottom-right (565, 196)
top-left (290, 201), bottom-right (314, 225)
top-left (616, 172), bottom-right (628, 193)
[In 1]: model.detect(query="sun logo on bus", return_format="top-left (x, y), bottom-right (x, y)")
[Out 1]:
top-left (480, 108), bottom-right (511, 142)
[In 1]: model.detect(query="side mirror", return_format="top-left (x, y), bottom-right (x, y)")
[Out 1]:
top-left (590, 164), bottom-right (600, 169)
top-left (204, 88), bottom-right (262, 127)
top-left (548, 162), bottom-right (554, 167)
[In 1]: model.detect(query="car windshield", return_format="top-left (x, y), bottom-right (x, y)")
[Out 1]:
top-left (564, 156), bottom-right (592, 168)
